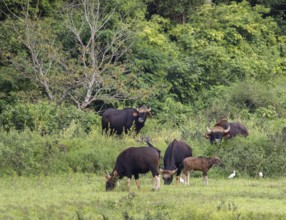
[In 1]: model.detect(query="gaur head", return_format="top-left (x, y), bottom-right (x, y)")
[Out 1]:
top-left (211, 157), bottom-right (221, 166)
top-left (160, 169), bottom-right (177, 185)
top-left (105, 171), bottom-right (118, 191)
top-left (134, 107), bottom-right (152, 123)
top-left (205, 125), bottom-right (230, 144)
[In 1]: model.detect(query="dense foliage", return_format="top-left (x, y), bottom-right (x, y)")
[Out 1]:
top-left (0, 0), bottom-right (285, 177)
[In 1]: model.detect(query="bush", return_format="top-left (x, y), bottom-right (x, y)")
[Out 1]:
top-left (203, 79), bottom-right (286, 120)
top-left (0, 130), bottom-right (68, 176)
top-left (155, 97), bottom-right (193, 127)
top-left (0, 102), bottom-right (100, 135)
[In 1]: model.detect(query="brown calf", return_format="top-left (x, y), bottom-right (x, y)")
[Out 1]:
top-left (182, 156), bottom-right (221, 185)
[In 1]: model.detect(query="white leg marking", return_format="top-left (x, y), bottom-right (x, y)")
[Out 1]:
top-left (153, 176), bottom-right (160, 190)
top-left (183, 173), bottom-right (187, 186)
top-left (135, 179), bottom-right (141, 189)
top-left (203, 176), bottom-right (208, 185)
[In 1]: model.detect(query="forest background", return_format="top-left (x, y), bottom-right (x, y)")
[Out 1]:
top-left (0, 0), bottom-right (286, 178)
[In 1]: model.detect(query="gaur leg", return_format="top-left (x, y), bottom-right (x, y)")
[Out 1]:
top-left (183, 169), bottom-right (192, 186)
top-left (176, 176), bottom-right (179, 184)
top-left (151, 169), bottom-right (160, 191)
top-left (182, 169), bottom-right (187, 185)
top-left (152, 176), bottom-right (160, 191)
top-left (203, 172), bottom-right (208, 185)
top-left (101, 119), bottom-right (109, 135)
top-left (115, 127), bottom-right (123, 136)
top-left (176, 168), bottom-right (183, 185)
top-left (102, 125), bottom-right (107, 135)
top-left (127, 176), bottom-right (132, 191)
top-left (124, 125), bottom-right (129, 134)
top-left (134, 174), bottom-right (141, 189)
top-left (183, 170), bottom-right (190, 186)
top-left (109, 128), bottom-right (114, 136)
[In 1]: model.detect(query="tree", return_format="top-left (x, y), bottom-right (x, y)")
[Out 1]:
top-left (124, 15), bottom-right (178, 108)
top-left (63, 0), bottom-right (146, 109)
top-left (167, 1), bottom-right (285, 107)
top-left (0, 1), bottom-right (68, 103)
top-left (212, 0), bottom-right (286, 34)
top-left (0, 0), bottom-right (145, 109)
top-left (146, 0), bottom-right (211, 24)
top-left (0, 0), bottom-right (63, 21)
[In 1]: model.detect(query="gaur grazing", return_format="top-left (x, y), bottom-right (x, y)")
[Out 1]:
top-left (105, 142), bottom-right (161, 191)
top-left (205, 119), bottom-right (248, 144)
top-left (182, 156), bottom-right (221, 185)
top-left (160, 139), bottom-right (193, 185)
top-left (101, 107), bottom-right (151, 135)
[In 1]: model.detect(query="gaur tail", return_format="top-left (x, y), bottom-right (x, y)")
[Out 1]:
top-left (146, 140), bottom-right (155, 148)
top-left (146, 141), bottom-right (161, 158)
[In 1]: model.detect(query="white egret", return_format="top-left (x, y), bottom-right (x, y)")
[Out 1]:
top-left (228, 170), bottom-right (236, 179)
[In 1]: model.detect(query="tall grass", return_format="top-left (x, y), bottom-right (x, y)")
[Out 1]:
top-left (0, 112), bottom-right (285, 177)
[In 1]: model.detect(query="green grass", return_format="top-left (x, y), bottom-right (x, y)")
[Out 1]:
top-left (0, 119), bottom-right (285, 219)
top-left (0, 174), bottom-right (285, 219)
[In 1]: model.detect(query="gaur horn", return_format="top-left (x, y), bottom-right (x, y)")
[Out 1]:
top-left (170, 169), bottom-right (177, 175)
top-left (206, 127), bottom-right (212, 134)
top-left (224, 125), bottom-right (230, 133)
top-left (113, 170), bottom-right (118, 177)
top-left (160, 168), bottom-right (177, 175)
top-left (105, 172), bottom-right (111, 179)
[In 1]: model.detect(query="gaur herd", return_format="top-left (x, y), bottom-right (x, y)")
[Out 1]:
top-left (103, 107), bottom-right (249, 191)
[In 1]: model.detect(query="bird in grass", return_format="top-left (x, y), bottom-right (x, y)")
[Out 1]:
top-left (259, 171), bottom-right (263, 178)
top-left (228, 170), bottom-right (236, 179)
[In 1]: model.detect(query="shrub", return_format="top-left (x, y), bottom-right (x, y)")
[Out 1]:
top-left (155, 97), bottom-right (193, 127)
top-left (0, 130), bottom-right (68, 176)
top-left (0, 102), bottom-right (100, 134)
top-left (203, 79), bottom-right (286, 120)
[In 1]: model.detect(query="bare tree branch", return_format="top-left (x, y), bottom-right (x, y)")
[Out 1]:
top-left (2, 0), bottom-right (140, 109)
top-left (64, 0), bottom-right (137, 109)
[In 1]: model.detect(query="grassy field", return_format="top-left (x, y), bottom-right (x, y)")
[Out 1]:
top-left (0, 173), bottom-right (285, 220)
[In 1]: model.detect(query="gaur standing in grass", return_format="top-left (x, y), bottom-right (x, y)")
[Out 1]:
top-left (105, 142), bottom-right (161, 191)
